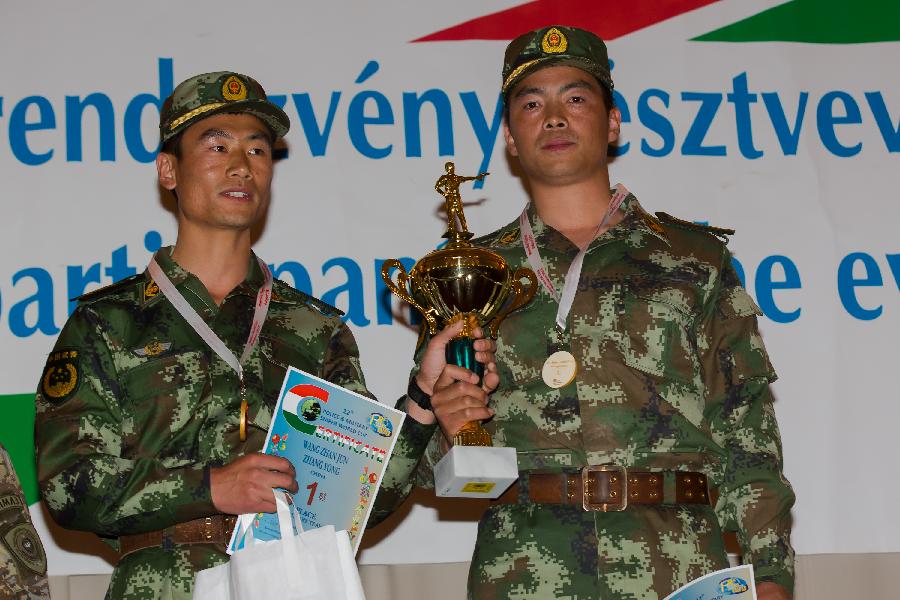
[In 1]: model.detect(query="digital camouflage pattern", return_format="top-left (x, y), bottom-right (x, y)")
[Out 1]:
top-left (0, 444), bottom-right (49, 599)
top-left (35, 247), bottom-right (370, 600)
top-left (372, 191), bottom-right (795, 599)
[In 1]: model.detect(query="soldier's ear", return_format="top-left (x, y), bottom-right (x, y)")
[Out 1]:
top-left (503, 119), bottom-right (519, 157)
top-left (607, 108), bottom-right (622, 144)
top-left (156, 152), bottom-right (177, 191)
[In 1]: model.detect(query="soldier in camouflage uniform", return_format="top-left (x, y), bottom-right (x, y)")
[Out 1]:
top-left (0, 444), bottom-right (49, 599)
top-left (371, 26), bottom-right (795, 600)
top-left (35, 70), bottom-right (496, 600)
top-left (35, 71), bottom-right (363, 599)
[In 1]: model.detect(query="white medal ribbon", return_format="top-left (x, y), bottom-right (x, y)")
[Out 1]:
top-left (147, 255), bottom-right (273, 386)
top-left (519, 184), bottom-right (629, 332)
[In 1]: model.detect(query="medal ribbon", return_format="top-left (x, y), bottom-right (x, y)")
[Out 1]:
top-left (520, 184), bottom-right (629, 332)
top-left (148, 255), bottom-right (273, 438)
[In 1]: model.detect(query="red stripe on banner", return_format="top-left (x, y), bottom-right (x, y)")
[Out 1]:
top-left (289, 384), bottom-right (330, 403)
top-left (413, 0), bottom-right (722, 42)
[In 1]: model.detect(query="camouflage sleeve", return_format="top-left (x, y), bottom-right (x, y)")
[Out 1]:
top-left (0, 445), bottom-right (50, 599)
top-left (702, 255), bottom-right (796, 592)
top-left (367, 395), bottom-right (439, 527)
top-left (35, 306), bottom-right (215, 537)
top-left (321, 320), bottom-right (373, 399)
top-left (320, 319), bottom-right (442, 527)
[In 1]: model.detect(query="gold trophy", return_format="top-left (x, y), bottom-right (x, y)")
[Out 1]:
top-left (381, 162), bottom-right (537, 498)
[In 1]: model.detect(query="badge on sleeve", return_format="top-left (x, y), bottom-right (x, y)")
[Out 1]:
top-left (40, 350), bottom-right (81, 404)
top-left (1, 523), bottom-right (47, 575)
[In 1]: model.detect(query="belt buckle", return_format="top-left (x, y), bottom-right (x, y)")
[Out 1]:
top-left (581, 464), bottom-right (628, 512)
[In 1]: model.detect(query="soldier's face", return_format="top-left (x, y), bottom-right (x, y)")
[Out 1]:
top-left (503, 65), bottom-right (620, 187)
top-left (156, 113), bottom-right (274, 233)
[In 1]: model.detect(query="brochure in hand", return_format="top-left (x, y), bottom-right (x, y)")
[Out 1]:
top-left (663, 564), bottom-right (756, 600)
top-left (227, 366), bottom-right (406, 555)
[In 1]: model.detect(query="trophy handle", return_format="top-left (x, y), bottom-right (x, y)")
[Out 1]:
top-left (380, 259), bottom-right (439, 334)
top-left (488, 267), bottom-right (538, 338)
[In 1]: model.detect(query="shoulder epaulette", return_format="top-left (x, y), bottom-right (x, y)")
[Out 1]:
top-left (302, 292), bottom-right (345, 318)
top-left (72, 273), bottom-right (144, 303)
top-left (655, 212), bottom-right (735, 240)
top-left (273, 280), bottom-right (345, 318)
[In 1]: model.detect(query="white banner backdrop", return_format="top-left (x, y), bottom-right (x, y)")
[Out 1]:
top-left (1, 0), bottom-right (898, 575)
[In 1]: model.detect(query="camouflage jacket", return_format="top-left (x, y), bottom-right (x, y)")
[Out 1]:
top-left (0, 444), bottom-right (49, 599)
top-left (35, 248), bottom-right (369, 599)
top-left (373, 192), bottom-right (795, 598)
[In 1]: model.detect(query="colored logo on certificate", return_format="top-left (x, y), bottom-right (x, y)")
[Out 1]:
top-left (718, 577), bottom-right (750, 595)
top-left (368, 412), bottom-right (394, 437)
top-left (282, 384), bottom-right (329, 435)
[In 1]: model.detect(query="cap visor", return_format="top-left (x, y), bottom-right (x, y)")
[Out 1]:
top-left (504, 56), bottom-right (609, 95)
top-left (163, 99), bottom-right (290, 142)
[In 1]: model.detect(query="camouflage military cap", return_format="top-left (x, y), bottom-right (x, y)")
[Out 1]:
top-left (160, 71), bottom-right (290, 143)
top-left (502, 26), bottom-right (614, 97)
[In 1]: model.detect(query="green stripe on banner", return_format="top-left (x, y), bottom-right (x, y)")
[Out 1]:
top-left (693, 0), bottom-right (900, 44)
top-left (0, 393), bottom-right (39, 505)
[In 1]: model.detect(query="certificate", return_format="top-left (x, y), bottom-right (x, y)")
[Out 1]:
top-left (664, 564), bottom-right (756, 600)
top-left (228, 367), bottom-right (406, 554)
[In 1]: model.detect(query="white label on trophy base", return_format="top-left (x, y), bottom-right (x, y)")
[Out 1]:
top-left (542, 350), bottom-right (578, 388)
top-left (434, 446), bottom-right (519, 499)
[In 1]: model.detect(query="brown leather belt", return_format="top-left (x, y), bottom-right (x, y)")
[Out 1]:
top-left (119, 515), bottom-right (238, 558)
top-left (495, 466), bottom-right (712, 512)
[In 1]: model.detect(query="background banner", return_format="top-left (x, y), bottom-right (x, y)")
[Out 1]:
top-left (2, 0), bottom-right (897, 575)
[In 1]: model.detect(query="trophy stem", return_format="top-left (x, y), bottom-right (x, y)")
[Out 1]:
top-left (445, 337), bottom-right (485, 381)
top-left (446, 333), bottom-right (492, 447)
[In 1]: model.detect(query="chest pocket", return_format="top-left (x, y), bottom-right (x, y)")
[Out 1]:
top-left (121, 349), bottom-right (209, 405)
top-left (495, 301), bottom-right (550, 388)
top-left (616, 279), bottom-right (700, 385)
top-left (119, 349), bottom-right (210, 457)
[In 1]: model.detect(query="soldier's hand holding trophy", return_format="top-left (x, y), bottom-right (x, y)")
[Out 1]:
top-left (382, 163), bottom-right (537, 499)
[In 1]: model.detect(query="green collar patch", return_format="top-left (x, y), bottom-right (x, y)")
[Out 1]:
top-left (496, 227), bottom-right (521, 246)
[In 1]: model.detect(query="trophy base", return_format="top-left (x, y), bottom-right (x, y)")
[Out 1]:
top-left (434, 446), bottom-right (518, 499)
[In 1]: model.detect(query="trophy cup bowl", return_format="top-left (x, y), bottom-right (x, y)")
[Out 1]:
top-left (382, 246), bottom-right (536, 446)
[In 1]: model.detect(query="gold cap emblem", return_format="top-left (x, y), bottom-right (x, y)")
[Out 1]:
top-left (541, 27), bottom-right (568, 54)
top-left (222, 75), bottom-right (247, 101)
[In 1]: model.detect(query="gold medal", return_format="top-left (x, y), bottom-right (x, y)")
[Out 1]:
top-left (239, 377), bottom-right (249, 442)
top-left (239, 398), bottom-right (249, 441)
top-left (542, 350), bottom-right (578, 388)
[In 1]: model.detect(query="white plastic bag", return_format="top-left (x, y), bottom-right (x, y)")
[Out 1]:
top-left (193, 490), bottom-right (365, 600)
